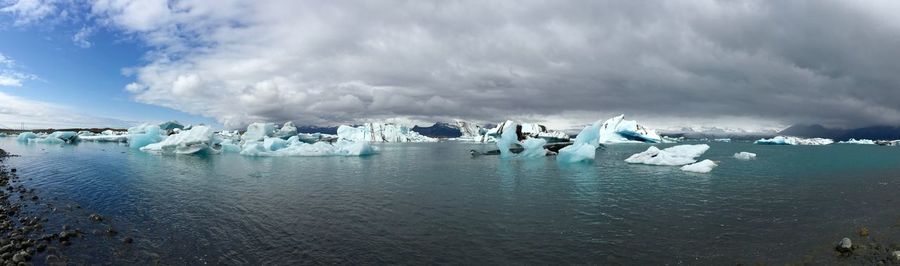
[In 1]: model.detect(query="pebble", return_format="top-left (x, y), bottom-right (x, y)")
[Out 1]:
top-left (88, 213), bottom-right (103, 222)
top-left (893, 251), bottom-right (900, 261)
top-left (837, 237), bottom-right (853, 252)
top-left (123, 237), bottom-right (133, 244)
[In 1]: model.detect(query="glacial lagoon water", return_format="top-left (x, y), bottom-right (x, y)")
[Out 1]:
top-left (1, 138), bottom-right (899, 264)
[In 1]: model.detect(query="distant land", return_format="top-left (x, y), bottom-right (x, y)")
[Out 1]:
top-left (777, 124), bottom-right (900, 141)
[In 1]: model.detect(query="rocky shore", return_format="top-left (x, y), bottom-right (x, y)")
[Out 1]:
top-left (0, 148), bottom-right (129, 265)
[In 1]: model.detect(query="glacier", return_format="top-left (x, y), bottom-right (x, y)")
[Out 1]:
top-left (625, 144), bottom-right (710, 166)
top-left (140, 126), bottom-right (221, 154)
top-left (127, 124), bottom-right (165, 149)
top-left (556, 121), bottom-right (603, 163)
top-left (337, 123), bottom-right (436, 142)
top-left (598, 115), bottom-right (664, 144)
top-left (733, 152), bottom-right (757, 160)
top-left (680, 159), bottom-right (718, 173)
top-left (754, 136), bottom-right (833, 145)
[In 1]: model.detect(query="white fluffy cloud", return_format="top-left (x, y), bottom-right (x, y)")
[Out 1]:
top-left (8, 0), bottom-right (900, 129)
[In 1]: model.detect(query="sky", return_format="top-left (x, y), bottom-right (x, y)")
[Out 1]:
top-left (2, 0), bottom-right (900, 131)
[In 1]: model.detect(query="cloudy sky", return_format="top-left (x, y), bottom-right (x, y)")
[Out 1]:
top-left (1, 0), bottom-right (900, 131)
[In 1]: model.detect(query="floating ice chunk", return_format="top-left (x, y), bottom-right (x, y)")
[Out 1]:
top-left (240, 137), bottom-right (377, 156)
top-left (241, 123), bottom-right (276, 143)
top-left (263, 137), bottom-right (288, 151)
top-left (754, 136), bottom-right (833, 145)
top-left (337, 123), bottom-right (436, 142)
top-left (838, 138), bottom-right (876, 145)
top-left (518, 137), bottom-right (548, 158)
top-left (140, 126), bottom-right (220, 154)
top-left (557, 121), bottom-right (603, 163)
top-left (454, 120), bottom-right (486, 142)
top-left (274, 121), bottom-right (298, 139)
top-left (496, 121), bottom-right (519, 158)
top-left (733, 152), bottom-right (757, 160)
top-left (127, 124), bottom-right (165, 149)
top-left (0, 132), bottom-right (6, 137)
top-left (680, 159), bottom-right (717, 173)
top-left (16, 132), bottom-right (38, 142)
top-left (482, 121), bottom-right (569, 143)
top-left (599, 115), bottom-right (663, 144)
top-left (28, 131), bottom-right (78, 144)
top-left (218, 139), bottom-right (242, 153)
top-left (625, 144), bottom-right (710, 166)
top-left (713, 138), bottom-right (732, 142)
top-left (158, 120), bottom-right (185, 134)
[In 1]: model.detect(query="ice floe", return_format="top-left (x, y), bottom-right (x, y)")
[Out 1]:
top-left (754, 136), bottom-right (833, 145)
top-left (557, 121), bottom-right (603, 163)
top-left (16, 132), bottom-right (38, 142)
top-left (337, 123), bottom-right (435, 142)
top-left (598, 115), bottom-right (665, 144)
top-left (492, 121), bottom-right (549, 159)
top-left (240, 137), bottom-right (377, 156)
top-left (140, 126), bottom-right (220, 154)
top-left (680, 159), bottom-right (718, 173)
top-left (27, 131), bottom-right (78, 144)
top-left (79, 130), bottom-right (128, 142)
top-left (127, 124), bottom-right (165, 149)
top-left (837, 138), bottom-right (876, 145)
top-left (733, 152), bottom-right (757, 160)
top-left (241, 122), bottom-right (276, 143)
top-left (274, 122), bottom-right (298, 139)
top-left (482, 120), bottom-right (570, 143)
top-left (625, 144), bottom-right (710, 166)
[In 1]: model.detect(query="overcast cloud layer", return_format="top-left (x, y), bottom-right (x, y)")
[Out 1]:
top-left (6, 0), bottom-right (900, 130)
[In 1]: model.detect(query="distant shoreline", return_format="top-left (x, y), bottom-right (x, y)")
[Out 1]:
top-left (0, 128), bottom-right (127, 134)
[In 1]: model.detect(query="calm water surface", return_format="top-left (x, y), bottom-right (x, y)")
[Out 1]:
top-left (1, 138), bottom-right (899, 264)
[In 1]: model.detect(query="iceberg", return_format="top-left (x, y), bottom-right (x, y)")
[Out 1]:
top-left (491, 121), bottom-right (550, 159)
top-left (158, 120), bottom-right (185, 135)
top-left (128, 124), bottom-right (165, 149)
top-left (0, 132), bottom-right (6, 137)
top-left (680, 159), bottom-right (718, 173)
top-left (599, 115), bottom-right (663, 144)
top-left (482, 120), bottom-right (570, 143)
top-left (80, 130), bottom-right (128, 142)
top-left (734, 151), bottom-right (756, 160)
top-left (140, 126), bottom-right (220, 154)
top-left (625, 144), bottom-right (710, 166)
top-left (273, 121), bottom-right (298, 139)
top-left (754, 136), bottom-right (833, 145)
top-left (557, 121), bottom-right (603, 163)
top-left (28, 131), bottom-right (79, 144)
top-left (452, 120), bottom-right (488, 142)
top-left (337, 123), bottom-right (436, 142)
top-left (838, 138), bottom-right (876, 145)
top-left (733, 152), bottom-right (757, 160)
top-left (16, 132), bottom-right (38, 142)
top-left (713, 138), bottom-right (732, 142)
top-left (241, 122), bottom-right (276, 142)
top-left (496, 121), bottom-right (519, 158)
top-left (518, 137), bottom-right (549, 158)
top-left (240, 137), bottom-right (377, 156)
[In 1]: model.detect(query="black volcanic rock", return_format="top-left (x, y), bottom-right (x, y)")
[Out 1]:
top-left (412, 122), bottom-right (462, 138)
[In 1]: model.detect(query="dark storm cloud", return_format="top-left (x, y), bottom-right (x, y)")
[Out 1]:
top-left (9, 0), bottom-right (900, 129)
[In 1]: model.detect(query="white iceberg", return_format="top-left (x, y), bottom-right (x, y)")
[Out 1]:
top-left (680, 159), bottom-right (718, 173)
top-left (16, 132), bottom-right (38, 142)
top-left (754, 136), bottom-right (833, 145)
top-left (453, 120), bottom-right (488, 142)
top-left (713, 138), bottom-right (732, 142)
top-left (79, 130), bottom-right (128, 142)
top-left (28, 131), bottom-right (78, 144)
top-left (273, 121), bottom-right (298, 139)
top-left (482, 120), bottom-right (569, 143)
top-left (492, 121), bottom-right (549, 159)
top-left (599, 114), bottom-right (663, 144)
top-left (838, 138), bottom-right (876, 145)
top-left (127, 124), bottom-right (165, 149)
top-left (337, 123), bottom-right (436, 142)
top-left (140, 126), bottom-right (221, 154)
top-left (557, 120), bottom-right (603, 163)
top-left (240, 137), bottom-right (377, 156)
top-left (241, 122), bottom-right (276, 143)
top-left (733, 152), bottom-right (757, 160)
top-left (625, 144), bottom-right (710, 166)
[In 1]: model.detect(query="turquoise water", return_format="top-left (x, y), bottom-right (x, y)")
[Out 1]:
top-left (1, 138), bottom-right (899, 264)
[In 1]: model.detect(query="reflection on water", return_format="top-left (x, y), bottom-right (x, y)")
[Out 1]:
top-left (0, 139), bottom-right (899, 264)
